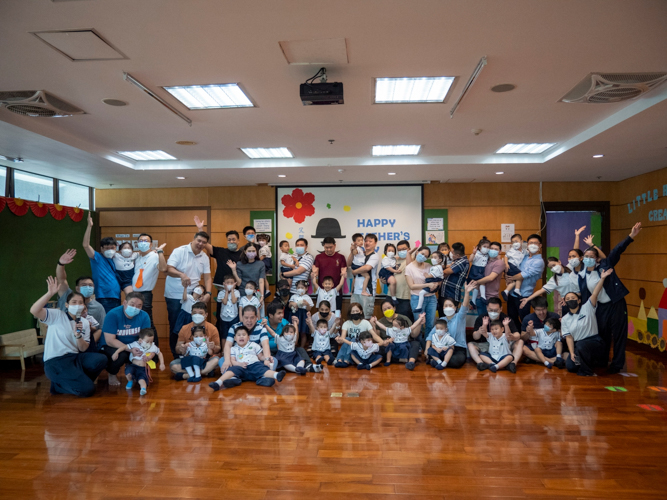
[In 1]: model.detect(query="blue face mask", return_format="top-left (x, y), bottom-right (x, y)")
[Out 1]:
top-left (79, 285), bottom-right (94, 298)
top-left (125, 305), bottom-right (141, 318)
top-left (246, 234), bottom-right (255, 241)
top-left (137, 241), bottom-right (151, 252)
top-left (543, 324), bottom-right (551, 333)
top-left (295, 246), bottom-right (305, 255)
top-left (416, 253), bottom-right (427, 263)
top-left (488, 249), bottom-right (499, 258)
top-left (398, 250), bottom-right (408, 259)
top-left (583, 257), bottom-right (597, 268)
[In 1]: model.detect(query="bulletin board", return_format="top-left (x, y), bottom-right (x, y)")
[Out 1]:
top-left (250, 210), bottom-right (276, 285)
top-left (423, 209), bottom-right (449, 251)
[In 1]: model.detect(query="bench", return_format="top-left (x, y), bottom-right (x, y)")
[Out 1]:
top-left (0, 329), bottom-right (45, 370)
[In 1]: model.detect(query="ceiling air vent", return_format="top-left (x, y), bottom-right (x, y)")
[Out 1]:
top-left (0, 90), bottom-right (85, 117)
top-left (559, 72), bottom-right (667, 104)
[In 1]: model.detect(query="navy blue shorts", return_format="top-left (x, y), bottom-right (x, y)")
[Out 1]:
top-left (479, 353), bottom-right (513, 364)
top-left (468, 265), bottom-right (485, 281)
top-left (125, 363), bottom-right (149, 384)
top-left (274, 350), bottom-right (301, 368)
top-left (173, 309), bottom-right (193, 334)
top-left (427, 346), bottom-right (452, 360)
top-left (387, 342), bottom-right (410, 360)
top-left (312, 349), bottom-right (332, 359)
top-left (117, 269), bottom-right (134, 290)
top-left (536, 346), bottom-right (557, 358)
top-left (350, 353), bottom-right (382, 365)
top-left (229, 362), bottom-right (270, 382)
top-left (378, 267), bottom-right (398, 281)
top-left (507, 263), bottom-right (521, 276)
top-left (280, 265), bottom-right (292, 276)
top-left (180, 355), bottom-right (206, 369)
top-left (263, 257), bottom-right (273, 273)
top-left (424, 277), bottom-right (444, 284)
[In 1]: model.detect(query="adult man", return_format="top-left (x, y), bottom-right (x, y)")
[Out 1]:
top-left (283, 238), bottom-right (314, 293)
top-left (219, 305), bottom-right (273, 372)
top-left (170, 302), bottom-right (221, 379)
top-left (55, 248), bottom-right (106, 326)
top-left (312, 237), bottom-right (347, 311)
top-left (506, 234), bottom-right (545, 328)
top-left (132, 233), bottom-right (167, 345)
top-left (520, 296), bottom-right (560, 351)
top-left (82, 212), bottom-right (121, 312)
top-left (100, 292), bottom-right (151, 386)
top-left (468, 297), bottom-right (521, 371)
top-left (379, 239), bottom-right (414, 321)
top-left (348, 234), bottom-right (379, 319)
top-left (469, 241), bottom-right (504, 317)
top-left (165, 231), bottom-right (212, 355)
top-left (439, 242), bottom-right (470, 311)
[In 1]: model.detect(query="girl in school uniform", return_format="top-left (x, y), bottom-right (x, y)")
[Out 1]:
top-left (378, 243), bottom-right (401, 301)
top-left (266, 322), bottom-right (309, 375)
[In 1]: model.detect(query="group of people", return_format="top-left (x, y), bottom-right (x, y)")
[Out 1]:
top-left (30, 211), bottom-right (643, 397)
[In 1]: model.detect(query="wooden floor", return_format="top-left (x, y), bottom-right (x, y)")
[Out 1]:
top-left (1, 346), bottom-right (667, 500)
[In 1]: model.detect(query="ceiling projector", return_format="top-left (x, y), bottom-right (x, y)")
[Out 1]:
top-left (300, 68), bottom-right (343, 105)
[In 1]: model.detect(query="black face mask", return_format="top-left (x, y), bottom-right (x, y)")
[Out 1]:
top-left (349, 313), bottom-right (363, 321)
top-left (566, 299), bottom-right (579, 310)
top-left (279, 289), bottom-right (290, 297)
top-left (320, 311), bottom-right (330, 318)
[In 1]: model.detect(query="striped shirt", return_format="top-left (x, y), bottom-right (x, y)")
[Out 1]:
top-left (289, 253), bottom-right (314, 293)
top-left (440, 256), bottom-right (470, 303)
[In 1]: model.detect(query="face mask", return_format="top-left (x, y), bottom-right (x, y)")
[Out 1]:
top-left (279, 289), bottom-right (290, 297)
top-left (258, 241), bottom-right (266, 247)
top-left (225, 284), bottom-right (234, 291)
top-left (125, 305), bottom-right (141, 318)
top-left (583, 257), bottom-right (596, 268)
top-left (246, 234), bottom-right (255, 241)
top-left (386, 252), bottom-right (395, 259)
top-left (444, 307), bottom-right (456, 317)
top-left (488, 311), bottom-right (500, 320)
top-left (192, 314), bottom-right (205, 324)
top-left (528, 244), bottom-right (539, 254)
top-left (103, 249), bottom-right (116, 259)
top-left (228, 243), bottom-right (238, 251)
top-left (142, 341), bottom-right (153, 349)
top-left (566, 299), bottom-right (579, 310)
top-left (349, 313), bottom-right (362, 321)
top-left (543, 324), bottom-right (551, 333)
top-left (318, 327), bottom-right (328, 335)
top-left (284, 334), bottom-right (295, 342)
top-left (512, 242), bottom-right (522, 250)
top-left (398, 250), bottom-right (408, 259)
top-left (436, 328), bottom-right (447, 336)
top-left (194, 287), bottom-right (204, 295)
top-left (68, 304), bottom-right (84, 317)
top-left (245, 288), bottom-right (255, 296)
top-left (551, 265), bottom-right (562, 274)
top-left (488, 249), bottom-right (499, 258)
top-left (383, 309), bottom-right (395, 318)
top-left (416, 253), bottom-right (427, 263)
top-left (569, 258), bottom-right (581, 268)
top-left (79, 285), bottom-right (94, 298)
top-left (296, 289), bottom-right (306, 296)
top-left (295, 246), bottom-right (305, 255)
top-left (137, 241), bottom-right (151, 252)
top-left (246, 251), bottom-right (257, 259)
top-left (121, 249), bottom-right (133, 258)
top-left (449, 251), bottom-right (454, 260)
top-left (319, 311), bottom-right (330, 318)
top-left (431, 258), bottom-right (440, 265)
top-left (480, 247), bottom-right (489, 255)
top-left (194, 336), bottom-right (205, 345)
top-left (362, 341), bottom-right (373, 348)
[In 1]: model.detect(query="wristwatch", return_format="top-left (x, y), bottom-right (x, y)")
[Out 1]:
top-left (156, 249), bottom-right (164, 254)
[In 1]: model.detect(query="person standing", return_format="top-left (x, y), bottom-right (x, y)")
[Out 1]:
top-left (381, 239), bottom-right (414, 321)
top-left (312, 237), bottom-right (347, 311)
top-left (55, 248), bottom-right (106, 327)
top-left (404, 246), bottom-right (439, 335)
top-left (283, 238), bottom-right (315, 294)
top-left (506, 234), bottom-right (545, 328)
top-left (439, 242), bottom-right (470, 315)
top-left (131, 233), bottom-right (167, 346)
top-left (347, 234), bottom-right (380, 319)
top-left (82, 212), bottom-right (121, 312)
top-left (468, 241), bottom-right (504, 317)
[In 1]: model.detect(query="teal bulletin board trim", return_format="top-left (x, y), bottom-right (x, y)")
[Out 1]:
top-left (250, 210), bottom-right (277, 285)
top-left (546, 246), bottom-right (560, 312)
top-left (423, 209), bottom-right (449, 249)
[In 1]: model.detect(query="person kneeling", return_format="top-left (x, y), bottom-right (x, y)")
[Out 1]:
top-left (340, 332), bottom-right (383, 370)
top-left (478, 317), bottom-right (515, 373)
top-left (209, 326), bottom-right (286, 391)
top-left (112, 328), bottom-right (165, 395)
top-left (425, 319), bottom-right (456, 370)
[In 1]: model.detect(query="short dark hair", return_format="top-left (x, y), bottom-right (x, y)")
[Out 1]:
top-left (283, 324), bottom-right (297, 335)
top-left (322, 276), bottom-right (334, 283)
top-left (451, 242), bottom-right (465, 256)
top-left (527, 234), bottom-right (542, 244)
top-left (477, 236), bottom-right (491, 247)
top-left (531, 296), bottom-right (548, 310)
top-left (365, 233), bottom-right (378, 243)
top-left (279, 240), bottom-right (289, 247)
top-left (66, 291), bottom-right (85, 303)
top-left (192, 301), bottom-right (207, 313)
top-left (296, 237), bottom-right (308, 247)
top-left (239, 243), bottom-right (260, 264)
top-left (432, 251), bottom-right (444, 261)
top-left (490, 241), bottom-right (502, 249)
top-left (194, 231), bottom-right (210, 242)
top-left (443, 296), bottom-right (459, 308)
top-left (384, 243), bottom-right (396, 254)
top-left (75, 276), bottom-right (94, 286)
top-left (223, 274), bottom-right (235, 282)
top-left (570, 248), bottom-right (584, 258)
top-left (192, 325), bottom-right (206, 335)
top-left (138, 328), bottom-right (154, 339)
top-left (358, 331), bottom-right (373, 342)
top-left (397, 239), bottom-right (410, 249)
top-left (381, 298), bottom-right (395, 308)
top-left (352, 233), bottom-right (364, 241)
top-left (489, 320), bottom-right (504, 330)
top-left (322, 237), bottom-right (336, 245)
top-left (118, 241), bottom-right (133, 251)
top-left (245, 281), bottom-right (257, 289)
top-left (226, 230), bottom-right (239, 239)
top-left (435, 319), bottom-right (448, 329)
top-left (100, 237), bottom-right (116, 248)
top-left (243, 226), bottom-right (256, 235)
top-left (437, 242), bottom-right (449, 251)
top-left (242, 305), bottom-right (258, 316)
top-left (547, 256), bottom-right (559, 264)
top-left (318, 300), bottom-right (331, 309)
top-left (234, 325), bottom-right (250, 336)
top-left (295, 280), bottom-right (308, 289)
top-left (393, 316), bottom-right (408, 328)
top-left (138, 233), bottom-right (153, 242)
top-left (267, 302), bottom-right (283, 317)
top-left (511, 233), bottom-right (522, 241)
top-left (277, 279), bottom-right (290, 289)
top-left (316, 319), bottom-right (328, 327)
top-left (417, 245), bottom-right (431, 256)
top-left (545, 317), bottom-right (561, 331)
top-left (487, 297), bottom-right (503, 307)
top-left (125, 292), bottom-right (144, 304)
top-left (584, 246), bottom-right (599, 257)
top-left (256, 233), bottom-right (270, 243)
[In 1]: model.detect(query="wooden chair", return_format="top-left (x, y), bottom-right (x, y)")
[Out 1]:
top-left (0, 329), bottom-right (45, 371)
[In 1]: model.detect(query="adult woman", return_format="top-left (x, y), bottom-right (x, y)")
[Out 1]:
top-left (378, 299), bottom-right (420, 370)
top-left (469, 241), bottom-right (504, 317)
top-left (404, 246), bottom-right (438, 334)
top-left (229, 243), bottom-right (266, 300)
top-left (379, 239), bottom-right (415, 321)
top-left (334, 303), bottom-right (385, 367)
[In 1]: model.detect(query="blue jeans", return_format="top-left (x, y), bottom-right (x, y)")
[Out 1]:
top-left (96, 297), bottom-right (121, 313)
top-left (410, 294), bottom-right (436, 337)
top-left (475, 298), bottom-right (488, 318)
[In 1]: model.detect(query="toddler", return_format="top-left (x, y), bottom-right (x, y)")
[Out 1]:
top-left (266, 323), bottom-right (308, 374)
top-left (437, 243), bottom-right (452, 267)
top-left (113, 242), bottom-right (139, 295)
top-left (174, 284), bottom-right (205, 334)
top-left (523, 317), bottom-right (564, 369)
top-left (313, 272), bottom-right (345, 313)
top-left (416, 251), bottom-right (445, 311)
top-left (425, 319), bottom-right (456, 370)
top-left (209, 325), bottom-right (286, 391)
top-left (502, 234), bottom-right (525, 300)
top-left (378, 244), bottom-right (400, 301)
top-left (350, 233), bottom-right (372, 296)
top-left (469, 236), bottom-right (490, 306)
top-left (372, 313), bottom-right (424, 366)
top-left (112, 329), bottom-right (165, 395)
top-left (217, 275), bottom-right (240, 337)
top-left (180, 325), bottom-right (213, 382)
top-left (478, 317), bottom-right (515, 373)
top-left (340, 331), bottom-right (383, 370)
top-left (278, 240), bottom-right (297, 283)
top-left (82, 305), bottom-right (100, 351)
top-left (287, 280), bottom-right (314, 335)
top-left (311, 318), bottom-right (335, 365)
top-left (257, 233), bottom-right (273, 298)
top-left (238, 280), bottom-right (261, 318)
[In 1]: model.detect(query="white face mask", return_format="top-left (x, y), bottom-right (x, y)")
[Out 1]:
top-left (480, 247), bottom-right (489, 255)
top-left (192, 314), bottom-right (205, 325)
top-left (386, 252), bottom-right (395, 259)
top-left (488, 311), bottom-right (500, 320)
top-left (296, 289), bottom-right (306, 296)
top-left (512, 242), bottom-right (522, 250)
top-left (225, 284), bottom-right (234, 291)
top-left (103, 249), bottom-right (116, 258)
top-left (551, 264), bottom-right (562, 274)
top-left (318, 327), bottom-right (328, 335)
top-left (259, 241), bottom-right (266, 247)
top-left (362, 341), bottom-right (373, 348)
top-left (121, 249), bottom-right (133, 258)
top-left (194, 336), bottom-right (205, 345)
top-left (284, 334), bottom-right (295, 342)
top-left (194, 287), bottom-right (204, 295)
top-left (245, 288), bottom-right (255, 296)
top-left (435, 328), bottom-right (447, 336)
top-left (67, 304), bottom-right (84, 317)
top-left (431, 258), bottom-right (440, 265)
top-left (449, 251), bottom-right (454, 260)
top-left (528, 244), bottom-right (539, 254)
top-left (142, 341), bottom-right (153, 349)
top-left (444, 306), bottom-right (456, 317)
top-left (569, 258), bottom-right (581, 268)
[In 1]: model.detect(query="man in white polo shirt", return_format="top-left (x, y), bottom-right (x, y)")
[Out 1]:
top-left (165, 231), bottom-right (212, 356)
top-left (132, 233), bottom-right (167, 345)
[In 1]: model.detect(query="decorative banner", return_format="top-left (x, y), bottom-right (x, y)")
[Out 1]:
top-left (29, 201), bottom-right (49, 217)
top-left (0, 197), bottom-right (86, 222)
top-left (67, 206), bottom-right (84, 222)
top-left (7, 197), bottom-right (29, 216)
top-left (49, 203), bottom-right (67, 220)
top-left (0, 197), bottom-right (5, 213)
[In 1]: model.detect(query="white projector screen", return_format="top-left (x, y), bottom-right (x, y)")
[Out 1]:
top-left (277, 185), bottom-right (423, 292)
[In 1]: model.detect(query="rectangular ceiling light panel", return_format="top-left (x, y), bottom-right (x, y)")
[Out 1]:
top-left (31, 29), bottom-right (127, 61)
top-left (241, 148), bottom-right (294, 159)
top-left (163, 84), bottom-right (254, 109)
top-left (496, 143), bottom-right (556, 154)
top-left (375, 77), bottom-right (455, 103)
top-left (372, 145), bottom-right (421, 156)
top-left (118, 151), bottom-right (177, 161)
top-left (279, 38), bottom-right (349, 65)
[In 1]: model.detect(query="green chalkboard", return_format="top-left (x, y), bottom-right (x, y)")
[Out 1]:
top-left (0, 209), bottom-right (97, 334)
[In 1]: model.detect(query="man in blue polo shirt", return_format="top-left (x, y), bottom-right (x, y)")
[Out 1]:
top-left (82, 212), bottom-right (121, 312)
top-left (100, 292), bottom-right (151, 386)
top-left (219, 305), bottom-right (273, 372)
top-left (506, 234), bottom-right (545, 328)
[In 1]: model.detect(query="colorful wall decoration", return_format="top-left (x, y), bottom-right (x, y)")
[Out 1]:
top-left (628, 280), bottom-right (667, 352)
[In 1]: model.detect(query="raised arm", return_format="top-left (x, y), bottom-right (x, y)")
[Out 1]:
top-left (409, 313), bottom-right (425, 334)
top-left (582, 235), bottom-right (607, 259)
top-left (227, 260), bottom-right (242, 286)
top-left (30, 277), bottom-right (60, 321)
top-left (335, 268), bottom-right (347, 292)
top-left (573, 226), bottom-right (586, 250)
top-left (156, 243), bottom-right (168, 272)
top-left (590, 268), bottom-right (612, 307)
top-left (371, 317), bottom-right (387, 332)
top-left (194, 216), bottom-right (213, 254)
top-left (56, 249), bottom-right (76, 297)
top-left (82, 212), bottom-right (95, 259)
top-left (474, 317), bottom-right (488, 340)
top-left (461, 281), bottom-right (475, 309)
top-left (605, 222), bottom-right (641, 268)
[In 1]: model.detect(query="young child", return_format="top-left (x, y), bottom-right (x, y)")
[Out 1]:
top-left (372, 313), bottom-right (424, 366)
top-left (238, 280), bottom-right (261, 318)
top-left (287, 280), bottom-right (314, 335)
top-left (112, 328), bottom-right (165, 395)
top-left (179, 325), bottom-right (213, 382)
top-left (502, 234), bottom-right (526, 300)
top-left (469, 237), bottom-right (490, 306)
top-left (438, 243), bottom-right (452, 267)
top-left (217, 274), bottom-right (240, 338)
top-left (113, 242), bottom-right (139, 295)
top-left (523, 317), bottom-right (564, 369)
top-left (311, 318), bottom-right (335, 365)
top-left (478, 317), bottom-right (515, 373)
top-left (416, 251), bottom-right (445, 311)
top-left (425, 319), bottom-right (457, 370)
top-left (339, 331), bottom-right (383, 370)
top-left (257, 233), bottom-right (273, 298)
top-left (379, 244), bottom-right (401, 301)
top-left (313, 272), bottom-right (345, 314)
top-left (174, 284), bottom-right (205, 334)
top-left (350, 233), bottom-right (372, 296)
top-left (278, 240), bottom-right (298, 283)
top-left (266, 323), bottom-right (308, 375)
top-left (208, 325), bottom-right (286, 391)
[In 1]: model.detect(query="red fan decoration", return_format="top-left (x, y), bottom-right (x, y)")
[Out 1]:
top-left (49, 203), bottom-right (67, 220)
top-left (0, 197), bottom-right (5, 213)
top-left (67, 206), bottom-right (84, 222)
top-left (29, 200), bottom-right (49, 217)
top-left (7, 198), bottom-right (29, 216)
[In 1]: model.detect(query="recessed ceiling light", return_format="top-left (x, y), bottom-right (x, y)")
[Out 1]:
top-left (388, 172), bottom-right (396, 175)
top-left (278, 174), bottom-right (286, 178)
top-left (491, 84), bottom-right (516, 93)
top-left (164, 84), bottom-right (254, 109)
top-left (372, 145), bottom-right (421, 156)
top-left (118, 150), bottom-right (177, 161)
top-left (496, 171), bottom-right (504, 175)
top-left (495, 143), bottom-right (556, 154)
top-left (374, 77), bottom-right (455, 103)
top-left (176, 176), bottom-right (186, 180)
top-left (102, 98), bottom-right (128, 106)
top-left (240, 147), bottom-right (294, 159)
top-left (176, 141), bottom-right (197, 146)
top-left (593, 154), bottom-right (604, 158)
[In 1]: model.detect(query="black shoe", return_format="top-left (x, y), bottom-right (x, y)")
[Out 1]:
top-left (405, 361), bottom-right (415, 371)
top-left (357, 363), bottom-right (366, 370)
top-left (607, 366), bottom-right (622, 375)
top-left (489, 365), bottom-right (498, 373)
top-left (501, 291), bottom-right (508, 301)
top-left (327, 358), bottom-right (334, 366)
top-left (384, 361), bottom-right (391, 367)
top-left (508, 362), bottom-right (517, 373)
top-left (205, 370), bottom-right (218, 378)
top-left (430, 360), bottom-right (439, 368)
top-left (436, 363), bottom-right (445, 371)
top-left (295, 366), bottom-right (307, 375)
top-left (523, 357), bottom-right (537, 364)
top-left (188, 376), bottom-right (202, 383)
top-left (209, 382), bottom-right (221, 391)
top-left (554, 357), bottom-right (565, 369)
top-left (222, 378), bottom-right (242, 389)
top-left (276, 370), bottom-right (286, 382)
top-left (477, 362), bottom-right (489, 371)
top-left (334, 361), bottom-right (348, 368)
top-left (175, 373), bottom-right (186, 381)
top-left (365, 364), bottom-right (372, 370)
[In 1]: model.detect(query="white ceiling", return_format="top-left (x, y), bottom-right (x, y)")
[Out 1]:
top-left (1, 0), bottom-right (667, 189)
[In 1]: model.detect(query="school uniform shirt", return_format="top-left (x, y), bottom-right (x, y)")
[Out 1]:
top-left (428, 264), bottom-right (444, 280)
top-left (259, 245), bottom-right (272, 259)
top-left (40, 308), bottom-right (90, 362)
top-left (226, 322), bottom-right (269, 345)
top-left (440, 256), bottom-right (470, 303)
top-left (350, 342), bottom-right (379, 360)
top-left (279, 252), bottom-right (294, 267)
top-left (85, 314), bottom-right (99, 333)
top-left (521, 312), bottom-right (560, 333)
top-left (543, 272), bottom-right (579, 297)
top-left (561, 300), bottom-right (598, 342)
top-left (386, 327), bottom-right (411, 343)
top-left (211, 246), bottom-right (243, 286)
top-left (184, 342), bottom-right (209, 358)
top-left (428, 330), bottom-right (456, 349)
top-left (311, 313), bottom-right (337, 334)
top-left (239, 295), bottom-right (261, 311)
top-left (428, 306), bottom-right (469, 348)
top-left (289, 294), bottom-right (314, 309)
top-left (165, 244), bottom-right (211, 300)
top-left (217, 289), bottom-right (241, 321)
top-left (352, 247), bottom-right (366, 266)
top-left (473, 313), bottom-right (518, 335)
top-left (316, 288), bottom-right (338, 310)
top-left (505, 247), bottom-right (526, 269)
top-left (381, 255), bottom-right (397, 270)
top-left (532, 328), bottom-right (561, 350)
top-left (100, 306), bottom-right (151, 347)
top-left (127, 341), bottom-right (160, 362)
top-left (578, 268), bottom-right (612, 304)
top-left (341, 319), bottom-right (373, 342)
top-left (577, 235), bottom-right (633, 305)
top-left (176, 321), bottom-right (221, 351)
top-left (471, 252), bottom-right (488, 269)
top-left (132, 252), bottom-right (161, 292)
top-left (57, 289), bottom-right (106, 326)
top-left (312, 330), bottom-right (332, 351)
top-left (289, 254), bottom-right (315, 293)
top-left (230, 342), bottom-right (263, 365)
top-left (89, 251), bottom-right (121, 300)
top-left (352, 253), bottom-right (379, 296)
top-left (112, 252), bottom-right (138, 273)
top-left (181, 295), bottom-right (196, 314)
top-left (276, 332), bottom-right (296, 352)
top-left (487, 333), bottom-right (512, 359)
top-left (377, 314), bottom-right (412, 340)
top-left (517, 254), bottom-right (545, 298)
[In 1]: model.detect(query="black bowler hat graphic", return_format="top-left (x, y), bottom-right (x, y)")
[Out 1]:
top-left (311, 218), bottom-right (346, 239)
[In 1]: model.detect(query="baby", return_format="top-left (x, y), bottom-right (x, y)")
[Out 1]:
top-left (180, 325), bottom-right (212, 382)
top-left (378, 244), bottom-right (400, 301)
top-left (278, 240), bottom-right (298, 283)
top-left (502, 234), bottom-right (525, 300)
top-left (112, 242), bottom-right (139, 295)
top-left (112, 328), bottom-right (165, 395)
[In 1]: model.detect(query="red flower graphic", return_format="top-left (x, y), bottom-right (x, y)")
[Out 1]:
top-left (281, 188), bottom-right (315, 224)
top-left (29, 201), bottom-right (49, 218)
top-left (7, 198), bottom-right (29, 216)
top-left (67, 206), bottom-right (84, 222)
top-left (49, 203), bottom-right (67, 220)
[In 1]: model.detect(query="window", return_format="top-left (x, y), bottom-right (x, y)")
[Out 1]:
top-left (0, 166), bottom-right (6, 196)
top-left (59, 180), bottom-right (90, 210)
top-left (14, 170), bottom-right (53, 203)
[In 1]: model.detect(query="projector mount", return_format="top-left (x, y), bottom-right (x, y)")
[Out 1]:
top-left (305, 67), bottom-right (328, 85)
